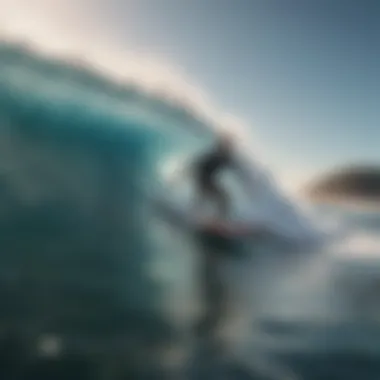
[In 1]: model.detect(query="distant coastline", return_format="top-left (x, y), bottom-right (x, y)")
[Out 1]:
top-left (305, 165), bottom-right (380, 207)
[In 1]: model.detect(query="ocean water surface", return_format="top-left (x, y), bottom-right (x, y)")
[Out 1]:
top-left (0, 41), bottom-right (379, 379)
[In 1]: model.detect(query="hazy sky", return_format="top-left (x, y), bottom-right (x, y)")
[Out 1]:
top-left (2, 0), bottom-right (380, 188)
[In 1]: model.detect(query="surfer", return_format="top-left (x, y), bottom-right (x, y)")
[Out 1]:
top-left (189, 133), bottom-right (238, 345)
top-left (192, 133), bottom-right (235, 220)
top-left (169, 133), bottom-right (240, 344)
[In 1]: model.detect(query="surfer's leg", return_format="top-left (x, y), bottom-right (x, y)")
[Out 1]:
top-left (193, 185), bottom-right (208, 218)
top-left (193, 179), bottom-right (214, 219)
top-left (212, 185), bottom-right (229, 219)
top-left (195, 251), bottom-right (226, 339)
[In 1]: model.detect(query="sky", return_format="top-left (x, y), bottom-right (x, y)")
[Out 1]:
top-left (1, 0), bottom-right (380, 190)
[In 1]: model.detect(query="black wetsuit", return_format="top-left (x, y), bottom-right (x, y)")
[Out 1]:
top-left (195, 148), bottom-right (232, 192)
top-left (193, 148), bottom-right (233, 338)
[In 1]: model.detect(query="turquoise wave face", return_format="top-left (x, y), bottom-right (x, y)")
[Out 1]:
top-left (0, 42), bottom-right (218, 348)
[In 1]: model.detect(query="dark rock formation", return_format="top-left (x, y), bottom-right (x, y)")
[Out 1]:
top-left (307, 166), bottom-right (380, 201)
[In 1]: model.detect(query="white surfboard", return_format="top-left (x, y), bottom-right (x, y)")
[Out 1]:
top-left (153, 196), bottom-right (271, 239)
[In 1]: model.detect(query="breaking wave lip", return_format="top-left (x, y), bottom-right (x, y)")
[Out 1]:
top-left (0, 35), bottom-right (246, 140)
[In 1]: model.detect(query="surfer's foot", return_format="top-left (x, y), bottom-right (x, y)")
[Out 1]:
top-left (193, 319), bottom-right (209, 337)
top-left (193, 321), bottom-right (227, 354)
top-left (193, 316), bottom-right (220, 336)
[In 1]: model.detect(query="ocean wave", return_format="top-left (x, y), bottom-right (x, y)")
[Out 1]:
top-left (0, 40), bottom-right (329, 378)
